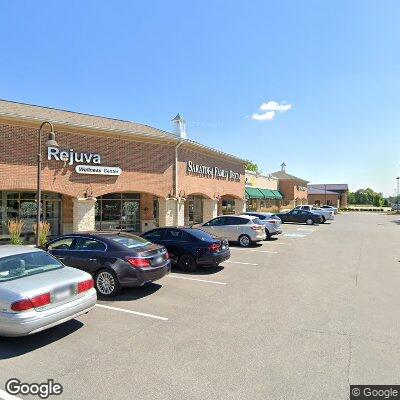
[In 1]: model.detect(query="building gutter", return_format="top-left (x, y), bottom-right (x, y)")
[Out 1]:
top-left (174, 141), bottom-right (185, 198)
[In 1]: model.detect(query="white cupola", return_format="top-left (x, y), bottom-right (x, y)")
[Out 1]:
top-left (171, 113), bottom-right (187, 139)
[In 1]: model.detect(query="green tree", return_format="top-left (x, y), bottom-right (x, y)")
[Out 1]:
top-left (245, 160), bottom-right (260, 173)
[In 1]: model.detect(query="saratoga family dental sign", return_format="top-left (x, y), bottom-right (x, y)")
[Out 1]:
top-left (47, 147), bottom-right (122, 176)
top-left (187, 161), bottom-right (240, 181)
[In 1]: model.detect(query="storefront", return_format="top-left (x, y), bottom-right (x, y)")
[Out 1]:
top-left (271, 163), bottom-right (308, 208)
top-left (245, 171), bottom-right (283, 212)
top-left (0, 100), bottom-right (246, 239)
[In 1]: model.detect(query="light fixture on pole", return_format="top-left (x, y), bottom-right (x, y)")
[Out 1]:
top-left (397, 177), bottom-right (400, 214)
top-left (36, 121), bottom-right (59, 247)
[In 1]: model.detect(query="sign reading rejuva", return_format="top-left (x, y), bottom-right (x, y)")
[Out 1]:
top-left (187, 161), bottom-right (240, 181)
top-left (48, 146), bottom-right (122, 176)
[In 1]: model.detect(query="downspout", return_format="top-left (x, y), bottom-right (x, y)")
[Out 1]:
top-left (174, 141), bottom-right (184, 225)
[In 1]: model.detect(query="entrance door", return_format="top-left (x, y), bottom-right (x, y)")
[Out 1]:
top-left (187, 196), bottom-right (203, 225)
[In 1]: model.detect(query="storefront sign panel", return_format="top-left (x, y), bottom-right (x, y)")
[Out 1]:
top-left (75, 165), bottom-right (122, 176)
top-left (186, 161), bottom-right (240, 182)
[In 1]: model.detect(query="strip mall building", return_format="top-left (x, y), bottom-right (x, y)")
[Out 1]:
top-left (0, 100), bottom-right (246, 239)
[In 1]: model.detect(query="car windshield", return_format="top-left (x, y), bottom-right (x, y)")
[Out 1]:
top-left (0, 251), bottom-right (63, 282)
top-left (109, 234), bottom-right (151, 249)
top-left (188, 228), bottom-right (216, 241)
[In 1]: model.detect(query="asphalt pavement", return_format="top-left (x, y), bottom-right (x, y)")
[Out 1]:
top-left (0, 212), bottom-right (399, 400)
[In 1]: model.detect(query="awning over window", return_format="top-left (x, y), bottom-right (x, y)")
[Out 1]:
top-left (245, 187), bottom-right (264, 199)
top-left (245, 187), bottom-right (283, 200)
top-left (271, 190), bottom-right (283, 200)
top-left (258, 189), bottom-right (276, 199)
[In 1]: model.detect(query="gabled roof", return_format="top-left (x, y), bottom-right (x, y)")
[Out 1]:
top-left (271, 170), bottom-right (309, 184)
top-left (0, 99), bottom-right (246, 163)
top-left (308, 184), bottom-right (349, 191)
top-left (308, 187), bottom-right (339, 196)
top-left (0, 99), bottom-right (173, 140)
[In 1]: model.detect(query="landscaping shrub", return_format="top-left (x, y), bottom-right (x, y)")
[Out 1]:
top-left (7, 219), bottom-right (25, 245)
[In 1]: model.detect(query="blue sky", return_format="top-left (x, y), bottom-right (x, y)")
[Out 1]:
top-left (1, 1), bottom-right (399, 195)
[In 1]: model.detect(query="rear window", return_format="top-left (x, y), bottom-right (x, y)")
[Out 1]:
top-left (252, 218), bottom-right (262, 224)
top-left (0, 251), bottom-right (63, 282)
top-left (109, 235), bottom-right (151, 249)
top-left (187, 229), bottom-right (216, 241)
top-left (228, 217), bottom-right (249, 225)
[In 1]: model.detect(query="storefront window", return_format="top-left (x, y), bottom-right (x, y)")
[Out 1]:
top-left (0, 191), bottom-right (61, 239)
top-left (222, 199), bottom-right (235, 215)
top-left (246, 199), bottom-right (257, 211)
top-left (95, 193), bottom-right (141, 233)
top-left (187, 195), bottom-right (203, 224)
top-left (153, 196), bottom-right (159, 226)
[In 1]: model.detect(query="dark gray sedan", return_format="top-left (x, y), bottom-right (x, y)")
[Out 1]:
top-left (0, 246), bottom-right (96, 337)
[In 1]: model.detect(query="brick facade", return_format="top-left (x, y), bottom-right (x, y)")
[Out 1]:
top-left (0, 117), bottom-right (245, 234)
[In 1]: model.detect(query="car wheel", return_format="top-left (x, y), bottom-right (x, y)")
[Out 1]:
top-left (238, 234), bottom-right (251, 247)
top-left (306, 218), bottom-right (314, 225)
top-left (94, 269), bottom-right (121, 298)
top-left (321, 216), bottom-right (326, 223)
top-left (264, 229), bottom-right (271, 240)
top-left (178, 254), bottom-right (198, 272)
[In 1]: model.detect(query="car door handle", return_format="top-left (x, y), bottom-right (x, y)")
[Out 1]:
top-left (57, 257), bottom-right (66, 260)
top-left (89, 258), bottom-right (97, 261)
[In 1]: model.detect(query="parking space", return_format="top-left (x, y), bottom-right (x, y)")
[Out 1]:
top-left (1, 213), bottom-right (400, 399)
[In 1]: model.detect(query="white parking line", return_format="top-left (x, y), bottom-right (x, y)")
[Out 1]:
top-left (282, 233), bottom-right (307, 237)
top-left (297, 228), bottom-right (316, 232)
top-left (95, 304), bottom-right (168, 321)
top-left (225, 261), bottom-right (259, 266)
top-left (230, 248), bottom-right (278, 254)
top-left (0, 389), bottom-right (23, 400)
top-left (167, 275), bottom-right (227, 285)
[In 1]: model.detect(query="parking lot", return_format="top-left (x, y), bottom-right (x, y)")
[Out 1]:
top-left (1, 212), bottom-right (399, 400)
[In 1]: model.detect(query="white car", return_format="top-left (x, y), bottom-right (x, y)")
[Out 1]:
top-left (242, 212), bottom-right (283, 239)
top-left (294, 205), bottom-right (334, 223)
top-left (0, 246), bottom-right (97, 337)
top-left (196, 215), bottom-right (266, 247)
top-left (321, 205), bottom-right (338, 214)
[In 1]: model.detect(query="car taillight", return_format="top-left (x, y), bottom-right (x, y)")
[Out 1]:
top-left (267, 220), bottom-right (277, 224)
top-left (209, 243), bottom-right (221, 253)
top-left (77, 279), bottom-right (94, 294)
top-left (251, 225), bottom-right (263, 230)
top-left (11, 292), bottom-right (51, 312)
top-left (165, 252), bottom-right (170, 259)
top-left (126, 257), bottom-right (151, 268)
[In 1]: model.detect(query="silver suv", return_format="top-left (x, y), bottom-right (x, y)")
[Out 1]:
top-left (196, 215), bottom-right (266, 247)
top-left (242, 212), bottom-right (283, 239)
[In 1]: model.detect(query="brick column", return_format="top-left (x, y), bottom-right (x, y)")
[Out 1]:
top-left (234, 199), bottom-right (246, 215)
top-left (202, 198), bottom-right (218, 222)
top-left (73, 197), bottom-right (96, 232)
top-left (158, 198), bottom-right (185, 227)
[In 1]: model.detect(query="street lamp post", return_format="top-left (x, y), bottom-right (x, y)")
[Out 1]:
top-left (397, 177), bottom-right (400, 214)
top-left (36, 121), bottom-right (58, 247)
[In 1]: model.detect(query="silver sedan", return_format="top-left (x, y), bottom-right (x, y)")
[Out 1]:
top-left (0, 246), bottom-right (96, 337)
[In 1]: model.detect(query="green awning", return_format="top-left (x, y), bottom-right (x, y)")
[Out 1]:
top-left (245, 187), bottom-right (264, 199)
top-left (271, 190), bottom-right (283, 200)
top-left (258, 189), bottom-right (276, 199)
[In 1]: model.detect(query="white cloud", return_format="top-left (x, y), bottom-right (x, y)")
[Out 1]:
top-left (260, 101), bottom-right (292, 112)
top-left (251, 100), bottom-right (292, 121)
top-left (251, 111), bottom-right (276, 121)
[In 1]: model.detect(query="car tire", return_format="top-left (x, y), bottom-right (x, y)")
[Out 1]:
top-left (178, 254), bottom-right (198, 272)
top-left (94, 269), bottom-right (121, 298)
top-left (321, 216), bottom-right (326, 223)
top-left (306, 218), bottom-right (314, 225)
top-left (264, 229), bottom-right (271, 240)
top-left (238, 234), bottom-right (252, 247)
